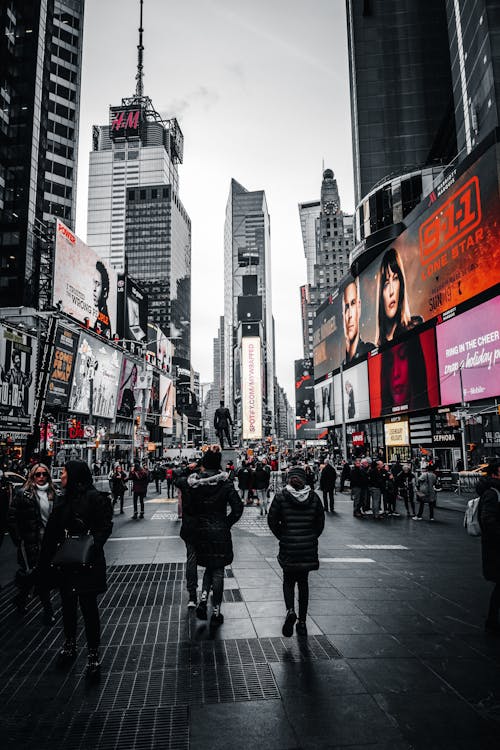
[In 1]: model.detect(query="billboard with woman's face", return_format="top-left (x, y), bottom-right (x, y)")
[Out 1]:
top-left (314, 143), bottom-right (500, 380)
top-left (368, 328), bottom-right (440, 418)
top-left (53, 220), bottom-right (118, 338)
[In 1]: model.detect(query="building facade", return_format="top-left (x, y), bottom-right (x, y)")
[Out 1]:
top-left (0, 0), bottom-right (84, 307)
top-left (224, 179), bottom-right (275, 440)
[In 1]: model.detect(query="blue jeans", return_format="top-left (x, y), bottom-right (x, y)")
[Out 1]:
top-left (370, 487), bottom-right (381, 517)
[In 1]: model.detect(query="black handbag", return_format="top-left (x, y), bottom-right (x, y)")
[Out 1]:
top-left (51, 532), bottom-right (96, 571)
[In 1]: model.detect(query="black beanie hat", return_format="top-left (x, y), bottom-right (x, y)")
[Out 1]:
top-left (202, 449), bottom-right (222, 471)
top-left (287, 466), bottom-right (307, 484)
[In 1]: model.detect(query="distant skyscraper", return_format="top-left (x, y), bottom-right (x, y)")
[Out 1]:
top-left (0, 0), bottom-right (84, 306)
top-left (86, 3), bottom-right (191, 360)
top-left (298, 170), bottom-right (353, 358)
top-left (224, 179), bottom-right (275, 438)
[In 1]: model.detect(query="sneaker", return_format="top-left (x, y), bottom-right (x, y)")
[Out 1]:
top-left (392, 512), bottom-right (401, 517)
top-left (412, 516), bottom-right (423, 521)
top-left (57, 639), bottom-right (77, 665)
top-left (210, 608), bottom-right (224, 627)
top-left (296, 620), bottom-right (308, 637)
top-left (196, 599), bottom-right (208, 620)
top-left (282, 609), bottom-right (297, 637)
top-left (429, 518), bottom-right (435, 522)
top-left (187, 598), bottom-right (197, 609)
top-left (86, 649), bottom-right (101, 679)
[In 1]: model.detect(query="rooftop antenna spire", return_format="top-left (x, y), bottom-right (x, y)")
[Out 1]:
top-left (135, 0), bottom-right (144, 98)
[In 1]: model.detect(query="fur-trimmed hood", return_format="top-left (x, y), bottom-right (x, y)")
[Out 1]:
top-left (187, 470), bottom-right (229, 488)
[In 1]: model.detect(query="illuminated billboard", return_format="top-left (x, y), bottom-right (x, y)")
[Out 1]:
top-left (313, 143), bottom-right (500, 379)
top-left (53, 220), bottom-right (118, 338)
top-left (0, 324), bottom-right (37, 431)
top-left (46, 325), bottom-right (79, 409)
top-left (295, 358), bottom-right (318, 439)
top-left (242, 337), bottom-right (262, 440)
top-left (314, 375), bottom-right (335, 428)
top-left (159, 374), bottom-right (174, 431)
top-left (68, 334), bottom-right (122, 419)
top-left (333, 360), bottom-right (370, 424)
top-left (116, 275), bottom-right (148, 355)
top-left (437, 296), bottom-right (500, 405)
top-left (109, 105), bottom-right (143, 140)
top-left (116, 356), bottom-right (139, 419)
top-left (368, 328), bottom-right (440, 418)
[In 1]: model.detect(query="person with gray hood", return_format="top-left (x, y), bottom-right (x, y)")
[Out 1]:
top-left (189, 445), bottom-right (243, 627)
top-left (268, 465), bottom-right (325, 637)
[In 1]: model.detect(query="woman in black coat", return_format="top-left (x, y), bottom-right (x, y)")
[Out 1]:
top-left (319, 459), bottom-right (337, 512)
top-left (268, 465), bottom-right (325, 637)
top-left (42, 460), bottom-right (113, 677)
top-left (190, 446), bottom-right (243, 627)
top-left (477, 462), bottom-right (500, 635)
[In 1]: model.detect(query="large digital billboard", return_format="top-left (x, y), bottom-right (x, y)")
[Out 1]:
top-left (0, 324), bottom-right (37, 431)
top-left (314, 375), bottom-right (335, 428)
top-left (368, 328), bottom-right (440, 418)
top-left (295, 358), bottom-right (318, 438)
top-left (314, 143), bottom-right (500, 379)
top-left (68, 334), bottom-right (122, 419)
top-left (159, 374), bottom-right (174, 431)
top-left (333, 360), bottom-right (370, 424)
top-left (242, 337), bottom-right (262, 440)
top-left (437, 296), bottom-right (500, 405)
top-left (46, 325), bottom-right (79, 409)
top-left (116, 275), bottom-right (148, 355)
top-left (116, 356), bottom-right (139, 419)
top-left (53, 220), bottom-right (118, 338)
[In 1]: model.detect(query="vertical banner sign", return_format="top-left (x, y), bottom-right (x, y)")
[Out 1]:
top-left (242, 337), bottom-right (262, 441)
top-left (46, 326), bottom-right (78, 408)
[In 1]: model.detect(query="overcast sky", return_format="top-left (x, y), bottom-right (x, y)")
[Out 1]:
top-left (75, 0), bottom-right (354, 404)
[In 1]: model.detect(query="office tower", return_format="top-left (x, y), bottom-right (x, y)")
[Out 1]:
top-left (0, 0), bottom-right (84, 307)
top-left (224, 179), bottom-right (274, 438)
top-left (346, 0), bottom-right (456, 207)
top-left (298, 170), bottom-right (354, 358)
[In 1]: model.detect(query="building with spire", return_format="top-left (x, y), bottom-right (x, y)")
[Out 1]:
top-left (298, 169), bottom-right (353, 358)
top-left (86, 0), bottom-right (191, 362)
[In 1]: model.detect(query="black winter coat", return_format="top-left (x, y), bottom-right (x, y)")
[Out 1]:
top-left (477, 477), bottom-right (500, 583)
top-left (268, 488), bottom-right (325, 572)
top-left (319, 464), bottom-right (337, 490)
top-left (253, 467), bottom-right (270, 490)
top-left (350, 466), bottom-right (368, 489)
top-left (189, 471), bottom-right (243, 568)
top-left (41, 487), bottom-right (113, 594)
top-left (237, 467), bottom-right (250, 490)
top-left (8, 487), bottom-right (54, 571)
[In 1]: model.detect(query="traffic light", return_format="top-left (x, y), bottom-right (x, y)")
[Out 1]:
top-left (135, 415), bottom-right (141, 426)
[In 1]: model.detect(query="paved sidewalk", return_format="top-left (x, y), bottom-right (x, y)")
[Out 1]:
top-left (0, 490), bottom-right (499, 749)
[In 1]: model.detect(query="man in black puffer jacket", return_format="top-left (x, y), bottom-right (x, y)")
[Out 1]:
top-left (189, 446), bottom-right (243, 628)
top-left (268, 465), bottom-right (325, 637)
top-left (477, 461), bottom-right (500, 635)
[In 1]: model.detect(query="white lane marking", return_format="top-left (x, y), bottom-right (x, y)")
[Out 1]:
top-left (108, 535), bottom-right (179, 542)
top-left (320, 557), bottom-right (376, 563)
top-left (145, 498), bottom-right (177, 504)
top-left (347, 544), bottom-right (409, 550)
top-left (151, 512), bottom-right (180, 520)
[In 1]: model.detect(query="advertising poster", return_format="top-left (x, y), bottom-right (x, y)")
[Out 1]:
top-left (0, 324), bottom-right (37, 431)
top-left (46, 325), bottom-right (79, 408)
top-left (159, 374), bottom-right (174, 431)
top-left (295, 358), bottom-right (318, 438)
top-left (242, 337), bottom-right (262, 440)
top-left (384, 418), bottom-right (410, 447)
top-left (314, 375), bottom-right (335, 428)
top-left (52, 220), bottom-right (118, 338)
top-left (314, 143), bottom-right (500, 379)
top-left (116, 356), bottom-right (139, 419)
top-left (333, 360), bottom-right (370, 424)
top-left (368, 328), bottom-right (440, 418)
top-left (437, 296), bottom-right (500, 405)
top-left (68, 334), bottom-right (122, 419)
top-left (116, 275), bottom-right (148, 355)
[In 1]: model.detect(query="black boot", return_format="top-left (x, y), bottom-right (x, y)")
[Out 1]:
top-left (86, 648), bottom-right (101, 679)
top-left (57, 638), bottom-right (77, 665)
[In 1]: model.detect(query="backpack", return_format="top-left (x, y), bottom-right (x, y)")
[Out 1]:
top-left (464, 488), bottom-right (500, 536)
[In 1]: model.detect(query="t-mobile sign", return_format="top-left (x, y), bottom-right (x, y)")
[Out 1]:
top-left (436, 296), bottom-right (500, 405)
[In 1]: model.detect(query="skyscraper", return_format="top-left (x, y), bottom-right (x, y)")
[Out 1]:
top-left (86, 2), bottom-right (191, 361)
top-left (224, 179), bottom-right (274, 439)
top-left (298, 170), bottom-right (353, 358)
top-left (0, 0), bottom-right (84, 307)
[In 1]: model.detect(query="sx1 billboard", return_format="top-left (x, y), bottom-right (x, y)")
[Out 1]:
top-left (242, 337), bottom-right (262, 441)
top-left (52, 220), bottom-right (118, 339)
top-left (314, 142), bottom-right (500, 380)
top-left (437, 295), bottom-right (500, 405)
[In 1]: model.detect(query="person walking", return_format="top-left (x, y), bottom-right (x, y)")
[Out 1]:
top-left (268, 466), bottom-right (325, 637)
top-left (8, 463), bottom-right (56, 625)
top-left (383, 470), bottom-right (399, 516)
top-left (108, 463), bottom-right (128, 514)
top-left (129, 461), bottom-right (149, 519)
top-left (396, 464), bottom-right (417, 517)
top-left (339, 460), bottom-right (351, 493)
top-left (319, 458), bottom-right (337, 512)
top-left (253, 461), bottom-right (271, 515)
top-left (237, 461), bottom-right (251, 504)
top-left (175, 458), bottom-right (202, 608)
top-left (350, 459), bottom-right (366, 518)
top-left (413, 465), bottom-right (437, 521)
top-left (190, 446), bottom-right (243, 627)
top-left (477, 461), bottom-right (500, 635)
top-left (41, 460), bottom-right (112, 678)
top-left (368, 460), bottom-right (387, 520)
top-left (165, 464), bottom-right (174, 498)
top-left (152, 463), bottom-right (163, 494)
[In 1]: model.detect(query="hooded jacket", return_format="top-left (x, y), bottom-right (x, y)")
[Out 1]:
top-left (319, 463), bottom-right (337, 490)
top-left (187, 470), bottom-right (243, 568)
top-left (267, 486), bottom-right (325, 572)
top-left (477, 476), bottom-right (500, 583)
top-left (8, 484), bottom-right (55, 570)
